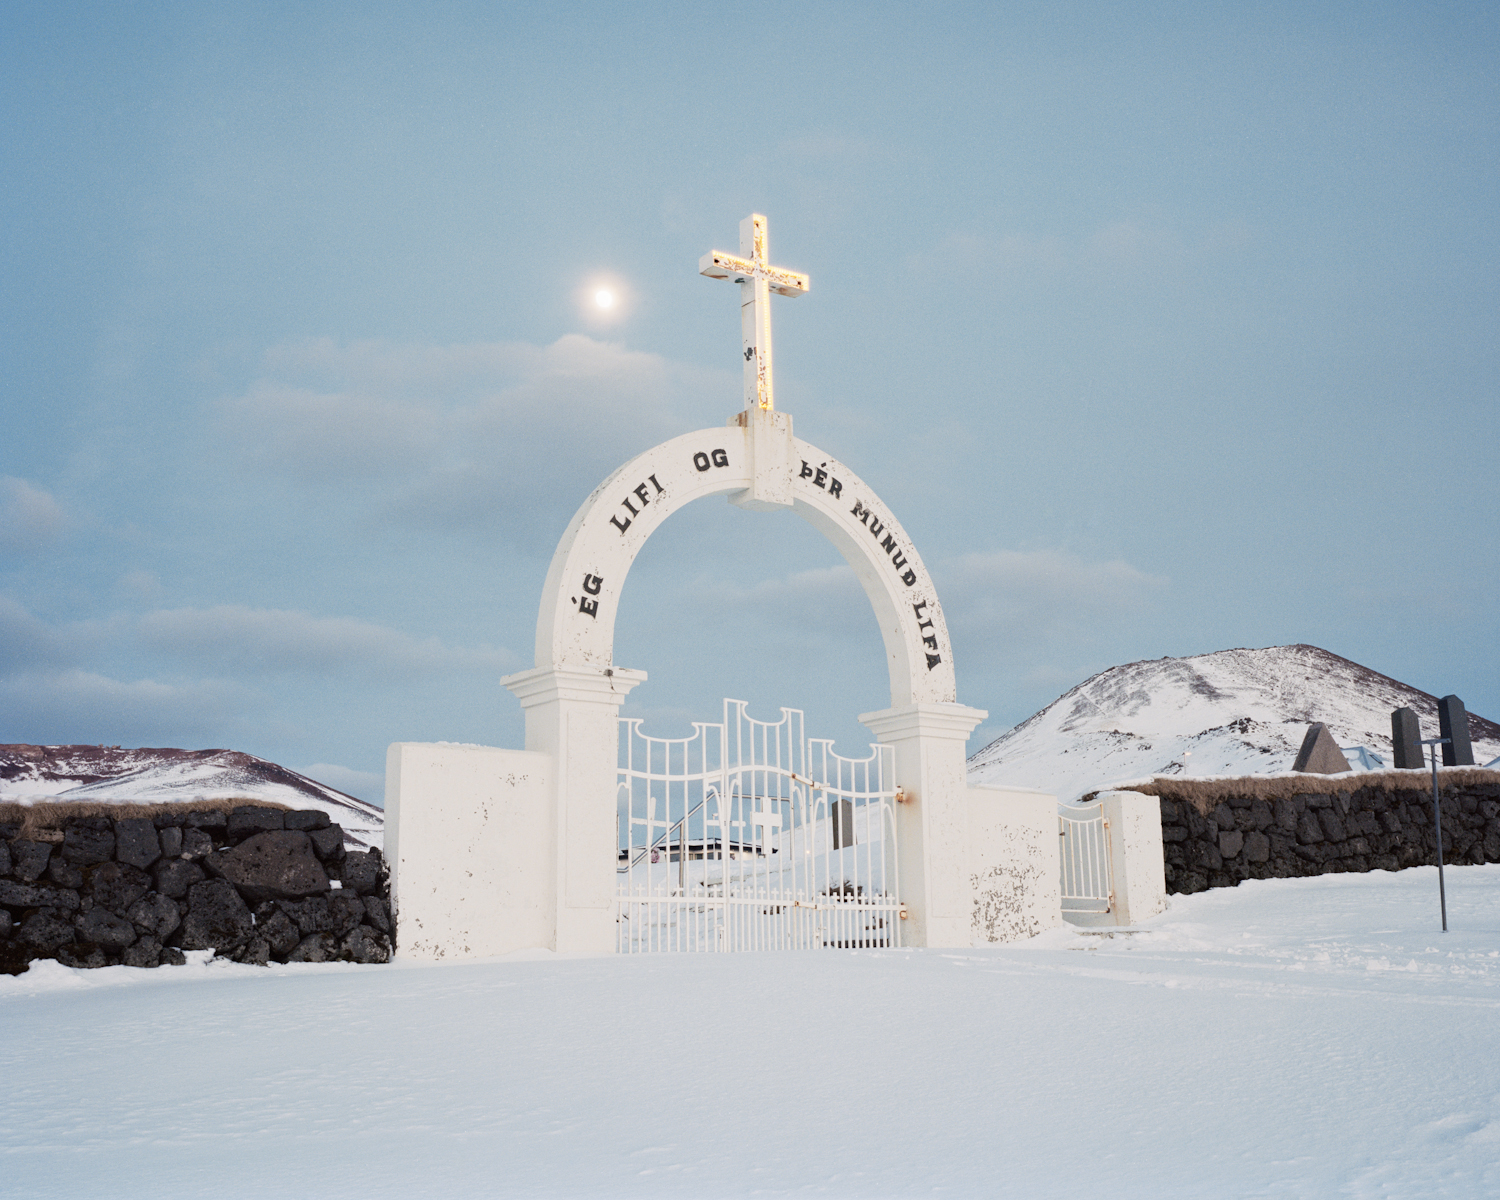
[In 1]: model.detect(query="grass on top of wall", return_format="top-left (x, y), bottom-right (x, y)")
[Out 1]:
top-left (0, 797), bottom-right (291, 839)
top-left (1103, 768), bottom-right (1500, 815)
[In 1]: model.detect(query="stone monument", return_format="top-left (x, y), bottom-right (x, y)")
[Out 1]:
top-left (1391, 706), bottom-right (1424, 769)
top-left (1438, 694), bottom-right (1475, 766)
top-left (1291, 722), bottom-right (1349, 774)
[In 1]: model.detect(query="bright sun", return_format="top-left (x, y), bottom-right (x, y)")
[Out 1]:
top-left (594, 288), bottom-right (615, 308)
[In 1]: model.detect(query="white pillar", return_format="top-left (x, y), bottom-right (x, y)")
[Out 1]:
top-left (1098, 789), bottom-right (1167, 926)
top-left (502, 665), bottom-right (646, 952)
top-left (858, 701), bottom-right (987, 948)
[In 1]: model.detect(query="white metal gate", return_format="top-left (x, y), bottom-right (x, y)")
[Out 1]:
top-left (616, 699), bottom-right (902, 952)
top-left (1059, 802), bottom-right (1113, 914)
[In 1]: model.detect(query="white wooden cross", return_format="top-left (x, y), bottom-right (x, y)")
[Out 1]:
top-left (700, 214), bottom-right (809, 412)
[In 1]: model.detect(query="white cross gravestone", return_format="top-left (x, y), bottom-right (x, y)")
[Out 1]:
top-left (386, 215), bottom-right (1063, 958)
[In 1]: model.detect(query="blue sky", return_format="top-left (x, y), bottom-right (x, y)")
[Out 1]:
top-left (3, 3), bottom-right (1496, 801)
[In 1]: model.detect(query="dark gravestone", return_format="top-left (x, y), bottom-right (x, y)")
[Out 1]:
top-left (831, 798), bottom-right (855, 850)
top-left (1391, 707), bottom-right (1425, 769)
top-left (1292, 723), bottom-right (1350, 774)
top-left (1438, 695), bottom-right (1475, 766)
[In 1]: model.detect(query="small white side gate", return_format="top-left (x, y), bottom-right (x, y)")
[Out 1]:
top-left (1058, 801), bottom-right (1113, 916)
top-left (616, 699), bottom-right (901, 952)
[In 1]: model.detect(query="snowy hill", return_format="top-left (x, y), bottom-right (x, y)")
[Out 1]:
top-left (967, 644), bottom-right (1500, 803)
top-left (0, 744), bottom-right (383, 850)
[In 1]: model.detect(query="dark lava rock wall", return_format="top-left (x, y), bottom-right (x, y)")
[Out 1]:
top-left (1155, 777), bottom-right (1500, 894)
top-left (0, 805), bottom-right (392, 974)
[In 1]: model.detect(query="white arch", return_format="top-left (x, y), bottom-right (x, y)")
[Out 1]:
top-left (534, 419), bottom-right (956, 707)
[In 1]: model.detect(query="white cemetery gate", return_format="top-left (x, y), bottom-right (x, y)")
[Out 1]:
top-left (616, 699), bottom-right (901, 952)
top-left (1058, 802), bottom-right (1113, 915)
top-left (387, 214), bottom-right (1077, 960)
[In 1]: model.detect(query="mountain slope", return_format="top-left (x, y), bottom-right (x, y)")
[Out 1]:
top-left (0, 745), bottom-right (383, 849)
top-left (967, 644), bottom-right (1500, 802)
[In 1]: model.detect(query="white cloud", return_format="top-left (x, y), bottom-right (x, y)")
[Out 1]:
top-left (938, 549), bottom-right (1167, 638)
top-left (693, 565), bottom-right (870, 637)
top-left (300, 762), bottom-right (384, 803)
top-left (0, 669), bottom-right (246, 747)
top-left (136, 605), bottom-right (518, 678)
top-left (216, 335), bottom-right (733, 538)
top-left (0, 477), bottom-right (65, 551)
top-left (0, 595), bottom-right (73, 672)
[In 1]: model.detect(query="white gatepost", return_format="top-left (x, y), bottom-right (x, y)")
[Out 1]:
top-left (500, 665), bottom-right (646, 953)
top-left (859, 703), bottom-right (988, 947)
top-left (388, 213), bottom-right (1062, 957)
top-left (1097, 789), bottom-right (1168, 925)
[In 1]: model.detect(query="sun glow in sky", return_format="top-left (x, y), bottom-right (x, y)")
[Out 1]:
top-left (2, 3), bottom-right (1496, 795)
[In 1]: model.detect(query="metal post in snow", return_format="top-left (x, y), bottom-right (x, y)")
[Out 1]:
top-left (1421, 736), bottom-right (1451, 932)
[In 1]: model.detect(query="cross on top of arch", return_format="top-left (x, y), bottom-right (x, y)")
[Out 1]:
top-left (699, 214), bottom-right (809, 413)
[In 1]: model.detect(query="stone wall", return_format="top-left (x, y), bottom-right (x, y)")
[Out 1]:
top-left (0, 803), bottom-right (392, 975)
top-left (1128, 769), bottom-right (1500, 895)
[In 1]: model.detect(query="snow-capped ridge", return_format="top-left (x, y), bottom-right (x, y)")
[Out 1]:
top-left (968, 644), bottom-right (1500, 803)
top-left (0, 744), bottom-right (383, 850)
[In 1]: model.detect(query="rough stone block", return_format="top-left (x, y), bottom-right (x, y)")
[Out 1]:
top-left (160, 946), bottom-right (187, 966)
top-left (255, 907), bottom-right (300, 955)
top-left (1274, 799), bottom-right (1299, 831)
top-left (284, 809), bottom-right (330, 832)
top-left (184, 810), bottom-right (227, 830)
top-left (16, 909), bottom-right (76, 952)
top-left (76, 907), bottom-right (137, 952)
top-left (61, 818), bottom-right (115, 865)
top-left (180, 827), bottom-right (214, 860)
top-left (1213, 804), bottom-right (1236, 830)
top-left (90, 862), bottom-right (152, 915)
top-left (341, 850), bottom-right (382, 895)
top-left (46, 858), bottom-right (84, 888)
top-left (153, 811), bottom-right (186, 828)
top-left (0, 909), bottom-right (10, 939)
top-left (1318, 810), bottom-right (1347, 843)
top-left (210, 831), bottom-right (329, 903)
top-left (1244, 832), bottom-right (1271, 863)
top-left (341, 926), bottom-right (392, 964)
top-left (0, 840), bottom-right (10, 878)
top-left (1296, 813), bottom-right (1325, 844)
top-left (56, 944), bottom-right (109, 969)
top-left (154, 858), bottom-right (206, 899)
top-left (362, 894), bottom-right (391, 934)
top-left (127, 892), bottom-right (181, 941)
top-left (1292, 724), bottom-right (1349, 774)
top-left (1218, 830), bottom-right (1244, 859)
top-left (234, 936), bottom-right (272, 966)
top-left (287, 932), bottom-right (339, 962)
top-left (227, 806), bottom-right (286, 839)
top-left (308, 825), bottom-right (345, 860)
top-left (0, 880), bottom-right (80, 911)
top-left (179, 878), bottom-right (254, 952)
top-left (123, 937), bottom-right (162, 968)
top-left (10, 839), bottom-right (53, 882)
top-left (158, 826), bottom-right (183, 858)
top-left (114, 818), bottom-right (162, 869)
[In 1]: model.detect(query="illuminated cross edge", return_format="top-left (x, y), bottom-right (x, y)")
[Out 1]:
top-left (699, 214), bottom-right (809, 412)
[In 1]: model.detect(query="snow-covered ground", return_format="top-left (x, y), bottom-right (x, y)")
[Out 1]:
top-left (4, 864), bottom-right (1499, 1198)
